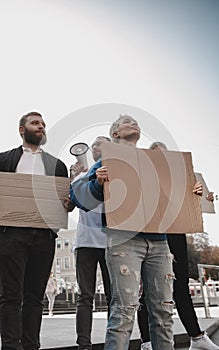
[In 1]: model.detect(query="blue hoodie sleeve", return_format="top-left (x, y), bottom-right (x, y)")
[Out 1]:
top-left (69, 159), bottom-right (104, 212)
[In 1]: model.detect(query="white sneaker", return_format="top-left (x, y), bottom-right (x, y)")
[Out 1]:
top-left (141, 342), bottom-right (152, 350)
top-left (189, 332), bottom-right (219, 349)
top-left (48, 311), bottom-right (54, 317)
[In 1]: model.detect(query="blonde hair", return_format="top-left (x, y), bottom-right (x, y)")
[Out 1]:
top-left (109, 115), bottom-right (137, 143)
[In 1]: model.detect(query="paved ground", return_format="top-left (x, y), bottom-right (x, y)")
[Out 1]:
top-left (40, 306), bottom-right (219, 349)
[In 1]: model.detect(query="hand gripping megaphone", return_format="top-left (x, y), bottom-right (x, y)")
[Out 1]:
top-left (69, 142), bottom-right (89, 176)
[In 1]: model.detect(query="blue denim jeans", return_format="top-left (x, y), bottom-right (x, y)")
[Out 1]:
top-left (137, 234), bottom-right (202, 342)
top-left (104, 233), bottom-right (174, 350)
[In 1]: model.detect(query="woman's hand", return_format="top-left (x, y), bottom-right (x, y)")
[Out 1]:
top-left (96, 166), bottom-right (109, 185)
top-left (193, 181), bottom-right (203, 196)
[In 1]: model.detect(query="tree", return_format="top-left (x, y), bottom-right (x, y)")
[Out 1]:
top-left (187, 233), bottom-right (219, 280)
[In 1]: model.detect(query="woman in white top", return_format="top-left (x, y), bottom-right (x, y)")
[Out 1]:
top-left (45, 272), bottom-right (58, 316)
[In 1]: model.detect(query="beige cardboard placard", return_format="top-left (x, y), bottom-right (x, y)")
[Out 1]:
top-left (0, 172), bottom-right (70, 229)
top-left (195, 172), bottom-right (215, 214)
top-left (102, 143), bottom-right (203, 234)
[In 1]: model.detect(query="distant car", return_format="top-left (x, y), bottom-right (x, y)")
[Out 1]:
top-left (189, 278), bottom-right (219, 296)
top-left (189, 278), bottom-right (201, 296)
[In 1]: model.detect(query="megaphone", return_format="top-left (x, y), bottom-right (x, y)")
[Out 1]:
top-left (69, 142), bottom-right (89, 175)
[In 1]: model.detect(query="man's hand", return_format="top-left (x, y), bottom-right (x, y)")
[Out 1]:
top-left (70, 162), bottom-right (84, 181)
top-left (206, 191), bottom-right (214, 201)
top-left (193, 181), bottom-right (203, 196)
top-left (96, 166), bottom-right (109, 185)
top-left (63, 196), bottom-right (75, 212)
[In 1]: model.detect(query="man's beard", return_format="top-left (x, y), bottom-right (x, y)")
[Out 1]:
top-left (24, 128), bottom-right (47, 146)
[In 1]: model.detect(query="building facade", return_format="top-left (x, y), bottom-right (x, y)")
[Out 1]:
top-left (53, 228), bottom-right (104, 293)
top-left (53, 229), bottom-right (77, 291)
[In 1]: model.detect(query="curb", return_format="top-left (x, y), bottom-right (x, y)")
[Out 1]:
top-left (43, 320), bottom-right (219, 350)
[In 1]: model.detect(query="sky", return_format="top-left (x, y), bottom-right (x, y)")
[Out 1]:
top-left (0, 0), bottom-right (219, 245)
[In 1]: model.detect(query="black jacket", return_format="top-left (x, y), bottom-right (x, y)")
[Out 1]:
top-left (0, 145), bottom-right (68, 177)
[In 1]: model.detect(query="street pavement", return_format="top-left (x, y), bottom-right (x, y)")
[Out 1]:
top-left (40, 306), bottom-right (219, 349)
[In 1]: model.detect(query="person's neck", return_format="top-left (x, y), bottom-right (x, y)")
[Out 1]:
top-left (23, 142), bottom-right (40, 152)
top-left (118, 139), bottom-right (137, 147)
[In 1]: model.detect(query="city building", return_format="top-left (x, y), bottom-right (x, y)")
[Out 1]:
top-left (53, 228), bottom-right (104, 293)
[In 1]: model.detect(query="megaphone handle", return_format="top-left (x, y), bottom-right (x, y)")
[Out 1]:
top-left (70, 162), bottom-right (84, 181)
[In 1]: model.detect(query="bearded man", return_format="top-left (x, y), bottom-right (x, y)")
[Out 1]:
top-left (0, 111), bottom-right (73, 350)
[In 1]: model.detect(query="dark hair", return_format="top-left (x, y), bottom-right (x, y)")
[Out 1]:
top-left (149, 141), bottom-right (167, 150)
top-left (19, 111), bottom-right (42, 127)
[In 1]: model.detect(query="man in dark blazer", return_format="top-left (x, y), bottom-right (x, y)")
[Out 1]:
top-left (0, 111), bottom-right (73, 350)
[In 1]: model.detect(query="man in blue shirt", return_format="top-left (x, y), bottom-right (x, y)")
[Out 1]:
top-left (70, 136), bottom-right (111, 350)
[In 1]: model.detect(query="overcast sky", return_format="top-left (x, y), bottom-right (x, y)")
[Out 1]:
top-left (0, 0), bottom-right (218, 244)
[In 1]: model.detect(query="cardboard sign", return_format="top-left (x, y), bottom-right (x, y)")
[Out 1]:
top-left (195, 172), bottom-right (215, 214)
top-left (102, 143), bottom-right (203, 234)
top-left (0, 172), bottom-right (70, 229)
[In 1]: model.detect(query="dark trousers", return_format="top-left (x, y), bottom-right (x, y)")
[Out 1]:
top-left (137, 234), bottom-right (201, 342)
top-left (75, 247), bottom-right (111, 350)
top-left (0, 227), bottom-right (56, 350)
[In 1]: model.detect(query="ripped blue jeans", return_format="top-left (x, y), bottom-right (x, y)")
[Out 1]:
top-left (104, 233), bottom-right (174, 350)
